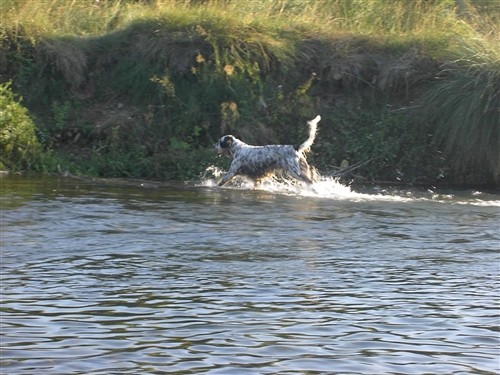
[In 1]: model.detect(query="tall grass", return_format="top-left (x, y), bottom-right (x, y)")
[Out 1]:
top-left (2, 0), bottom-right (495, 68)
top-left (421, 36), bottom-right (500, 184)
top-left (1, 0), bottom-right (488, 39)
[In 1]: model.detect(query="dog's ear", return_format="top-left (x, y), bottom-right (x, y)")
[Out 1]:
top-left (220, 135), bottom-right (234, 149)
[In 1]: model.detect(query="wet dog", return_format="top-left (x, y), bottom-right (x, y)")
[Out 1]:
top-left (214, 115), bottom-right (321, 187)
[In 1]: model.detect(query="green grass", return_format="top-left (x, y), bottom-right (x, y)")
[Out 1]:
top-left (1, 0), bottom-right (498, 186)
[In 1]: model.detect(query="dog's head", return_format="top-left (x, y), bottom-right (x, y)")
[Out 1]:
top-left (214, 135), bottom-right (235, 157)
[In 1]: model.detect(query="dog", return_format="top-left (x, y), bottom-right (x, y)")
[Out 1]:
top-left (214, 115), bottom-right (321, 187)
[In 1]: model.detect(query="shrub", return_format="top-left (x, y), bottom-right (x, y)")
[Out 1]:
top-left (0, 81), bottom-right (41, 170)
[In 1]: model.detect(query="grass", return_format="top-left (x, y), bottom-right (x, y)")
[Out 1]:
top-left (421, 36), bottom-right (500, 184)
top-left (3, 0), bottom-right (493, 40)
top-left (1, 0), bottom-right (498, 186)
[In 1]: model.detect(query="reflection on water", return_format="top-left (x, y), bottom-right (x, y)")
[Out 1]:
top-left (1, 176), bottom-right (499, 374)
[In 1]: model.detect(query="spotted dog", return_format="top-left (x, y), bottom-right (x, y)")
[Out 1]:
top-left (214, 115), bottom-right (321, 187)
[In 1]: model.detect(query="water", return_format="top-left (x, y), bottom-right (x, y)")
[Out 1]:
top-left (1, 175), bottom-right (499, 374)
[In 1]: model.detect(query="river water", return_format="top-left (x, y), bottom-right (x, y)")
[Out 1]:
top-left (1, 175), bottom-right (499, 374)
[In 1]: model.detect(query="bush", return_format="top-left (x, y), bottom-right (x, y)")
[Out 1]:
top-left (0, 81), bottom-right (41, 170)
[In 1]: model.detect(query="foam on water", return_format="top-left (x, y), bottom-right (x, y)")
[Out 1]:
top-left (199, 166), bottom-right (500, 207)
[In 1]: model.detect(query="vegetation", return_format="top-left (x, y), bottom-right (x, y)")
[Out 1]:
top-left (0, 81), bottom-right (40, 170)
top-left (421, 37), bottom-right (500, 185)
top-left (0, 0), bottom-right (498, 187)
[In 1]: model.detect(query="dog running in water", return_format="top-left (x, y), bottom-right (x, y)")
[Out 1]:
top-left (214, 115), bottom-right (321, 187)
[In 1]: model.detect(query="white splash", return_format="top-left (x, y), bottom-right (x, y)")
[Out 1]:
top-left (199, 166), bottom-right (408, 202)
top-left (198, 165), bottom-right (500, 207)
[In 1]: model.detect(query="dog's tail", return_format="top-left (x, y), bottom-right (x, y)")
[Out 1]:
top-left (297, 115), bottom-right (321, 153)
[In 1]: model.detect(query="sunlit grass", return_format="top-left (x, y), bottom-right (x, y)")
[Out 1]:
top-left (2, 0), bottom-right (497, 63)
top-left (1, 0), bottom-right (495, 37)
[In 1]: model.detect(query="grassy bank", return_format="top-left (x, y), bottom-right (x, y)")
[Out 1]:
top-left (1, 0), bottom-right (499, 187)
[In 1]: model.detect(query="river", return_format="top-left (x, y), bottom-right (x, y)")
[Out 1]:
top-left (1, 175), bottom-right (499, 374)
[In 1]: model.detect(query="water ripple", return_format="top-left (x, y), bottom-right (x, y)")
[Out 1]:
top-left (1, 176), bottom-right (499, 374)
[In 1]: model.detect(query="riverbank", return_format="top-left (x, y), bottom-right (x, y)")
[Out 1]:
top-left (1, 0), bottom-right (499, 187)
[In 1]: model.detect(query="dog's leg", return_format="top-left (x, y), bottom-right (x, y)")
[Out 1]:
top-left (218, 171), bottom-right (236, 187)
top-left (299, 174), bottom-right (314, 184)
top-left (287, 169), bottom-right (313, 184)
top-left (218, 158), bottom-right (243, 187)
top-left (310, 166), bottom-right (318, 182)
top-left (286, 158), bottom-right (316, 184)
top-left (300, 158), bottom-right (317, 183)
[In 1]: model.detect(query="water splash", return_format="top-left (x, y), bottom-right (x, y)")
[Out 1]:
top-left (198, 166), bottom-right (408, 201)
top-left (198, 165), bottom-right (500, 207)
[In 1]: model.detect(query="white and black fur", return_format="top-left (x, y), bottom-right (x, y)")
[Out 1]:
top-left (214, 115), bottom-right (321, 187)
